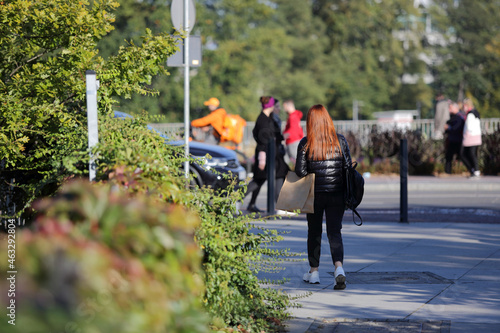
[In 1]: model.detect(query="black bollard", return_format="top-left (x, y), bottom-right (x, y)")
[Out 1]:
top-left (400, 139), bottom-right (408, 223)
top-left (267, 138), bottom-right (276, 215)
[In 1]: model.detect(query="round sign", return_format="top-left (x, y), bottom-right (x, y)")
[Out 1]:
top-left (171, 0), bottom-right (196, 34)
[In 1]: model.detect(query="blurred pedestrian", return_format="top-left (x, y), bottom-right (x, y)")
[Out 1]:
top-left (245, 96), bottom-right (289, 213)
top-left (271, 99), bottom-right (287, 157)
top-left (433, 93), bottom-right (449, 140)
top-left (295, 104), bottom-right (352, 290)
top-left (444, 101), bottom-right (465, 174)
top-left (461, 98), bottom-right (482, 178)
top-left (283, 99), bottom-right (304, 167)
top-left (271, 98), bottom-right (282, 130)
top-left (191, 97), bottom-right (227, 144)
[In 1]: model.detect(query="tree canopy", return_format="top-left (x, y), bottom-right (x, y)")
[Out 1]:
top-left (0, 0), bottom-right (179, 212)
top-left (94, 0), bottom-right (499, 121)
top-left (430, 0), bottom-right (500, 117)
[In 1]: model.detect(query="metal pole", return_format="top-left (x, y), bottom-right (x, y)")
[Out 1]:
top-left (400, 139), bottom-right (408, 223)
top-left (267, 138), bottom-right (276, 215)
top-left (86, 70), bottom-right (98, 182)
top-left (183, 0), bottom-right (190, 179)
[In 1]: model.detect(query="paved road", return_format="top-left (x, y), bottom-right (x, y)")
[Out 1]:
top-left (242, 175), bottom-right (500, 223)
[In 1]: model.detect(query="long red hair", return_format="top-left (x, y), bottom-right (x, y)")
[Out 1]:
top-left (304, 104), bottom-right (341, 160)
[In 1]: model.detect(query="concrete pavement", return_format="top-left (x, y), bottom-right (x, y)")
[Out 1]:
top-left (254, 220), bottom-right (500, 333)
top-left (246, 175), bottom-right (500, 332)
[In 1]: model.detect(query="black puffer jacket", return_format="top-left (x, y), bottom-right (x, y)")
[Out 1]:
top-left (295, 134), bottom-right (352, 193)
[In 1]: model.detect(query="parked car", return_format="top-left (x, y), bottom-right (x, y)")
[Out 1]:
top-left (113, 111), bottom-right (246, 190)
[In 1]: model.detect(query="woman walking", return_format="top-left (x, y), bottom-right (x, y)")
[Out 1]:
top-left (461, 98), bottom-right (482, 178)
top-left (245, 96), bottom-right (289, 213)
top-left (295, 104), bottom-right (352, 290)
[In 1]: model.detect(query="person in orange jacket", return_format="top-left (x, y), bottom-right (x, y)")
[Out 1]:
top-left (191, 97), bottom-right (227, 143)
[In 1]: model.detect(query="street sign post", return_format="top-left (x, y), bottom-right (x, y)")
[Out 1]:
top-left (170, 0), bottom-right (196, 179)
top-left (86, 70), bottom-right (99, 182)
top-left (171, 0), bottom-right (195, 34)
top-left (166, 36), bottom-right (202, 67)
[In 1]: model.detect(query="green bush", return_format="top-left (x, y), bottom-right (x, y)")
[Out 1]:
top-left (1, 171), bottom-right (294, 333)
top-left (193, 183), bottom-right (294, 331)
top-left (1, 2), bottom-right (295, 331)
top-left (0, 0), bottom-right (179, 219)
top-left (95, 114), bottom-right (295, 332)
top-left (0, 180), bottom-right (208, 333)
top-left (2, 112), bottom-right (293, 332)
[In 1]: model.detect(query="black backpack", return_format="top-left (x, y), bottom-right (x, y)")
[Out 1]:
top-left (340, 141), bottom-right (364, 226)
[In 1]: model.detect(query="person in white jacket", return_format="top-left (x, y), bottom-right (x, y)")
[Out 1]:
top-left (461, 98), bottom-right (482, 178)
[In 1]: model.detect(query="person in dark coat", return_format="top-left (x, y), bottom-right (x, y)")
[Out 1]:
top-left (295, 104), bottom-right (352, 290)
top-left (444, 101), bottom-right (465, 174)
top-left (245, 96), bottom-right (289, 213)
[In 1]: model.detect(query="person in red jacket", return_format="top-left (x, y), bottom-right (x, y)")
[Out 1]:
top-left (191, 97), bottom-right (227, 143)
top-left (283, 100), bottom-right (304, 166)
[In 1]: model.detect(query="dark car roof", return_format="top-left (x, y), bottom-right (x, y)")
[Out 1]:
top-left (113, 111), bottom-right (237, 159)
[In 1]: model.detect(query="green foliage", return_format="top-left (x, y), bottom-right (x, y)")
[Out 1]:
top-left (312, 0), bottom-right (427, 118)
top-left (1, 108), bottom-right (296, 332)
top-left (100, 0), bottom-right (435, 122)
top-left (430, 0), bottom-right (500, 117)
top-left (95, 113), bottom-right (187, 185)
top-left (94, 114), bottom-right (295, 332)
top-left (0, 180), bottom-right (208, 333)
top-left (1, 2), bottom-right (296, 332)
top-left (0, 0), bottom-right (179, 216)
top-left (193, 183), bottom-right (295, 331)
top-left (97, 0), bottom-right (500, 121)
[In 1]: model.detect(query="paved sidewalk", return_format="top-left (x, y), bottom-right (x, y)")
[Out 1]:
top-left (253, 219), bottom-right (500, 333)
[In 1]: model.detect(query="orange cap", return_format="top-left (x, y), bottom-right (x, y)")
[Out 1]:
top-left (203, 97), bottom-right (220, 107)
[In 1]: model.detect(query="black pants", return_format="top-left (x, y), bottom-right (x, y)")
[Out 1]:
top-left (306, 192), bottom-right (345, 268)
top-left (461, 146), bottom-right (479, 175)
top-left (445, 141), bottom-right (462, 174)
top-left (246, 177), bottom-right (284, 206)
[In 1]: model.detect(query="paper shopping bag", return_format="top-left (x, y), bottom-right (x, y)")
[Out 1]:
top-left (276, 171), bottom-right (315, 214)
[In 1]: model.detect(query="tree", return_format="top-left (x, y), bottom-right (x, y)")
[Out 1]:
top-left (431, 0), bottom-right (500, 117)
top-left (311, 0), bottom-right (430, 119)
top-left (96, 1), bottom-right (437, 121)
top-left (186, 0), bottom-right (292, 120)
top-left (0, 0), bottom-right (179, 215)
top-left (266, 0), bottom-right (331, 113)
top-left (0, 3), bottom-right (295, 332)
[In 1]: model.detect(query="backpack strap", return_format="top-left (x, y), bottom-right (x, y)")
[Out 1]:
top-left (352, 209), bottom-right (363, 226)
